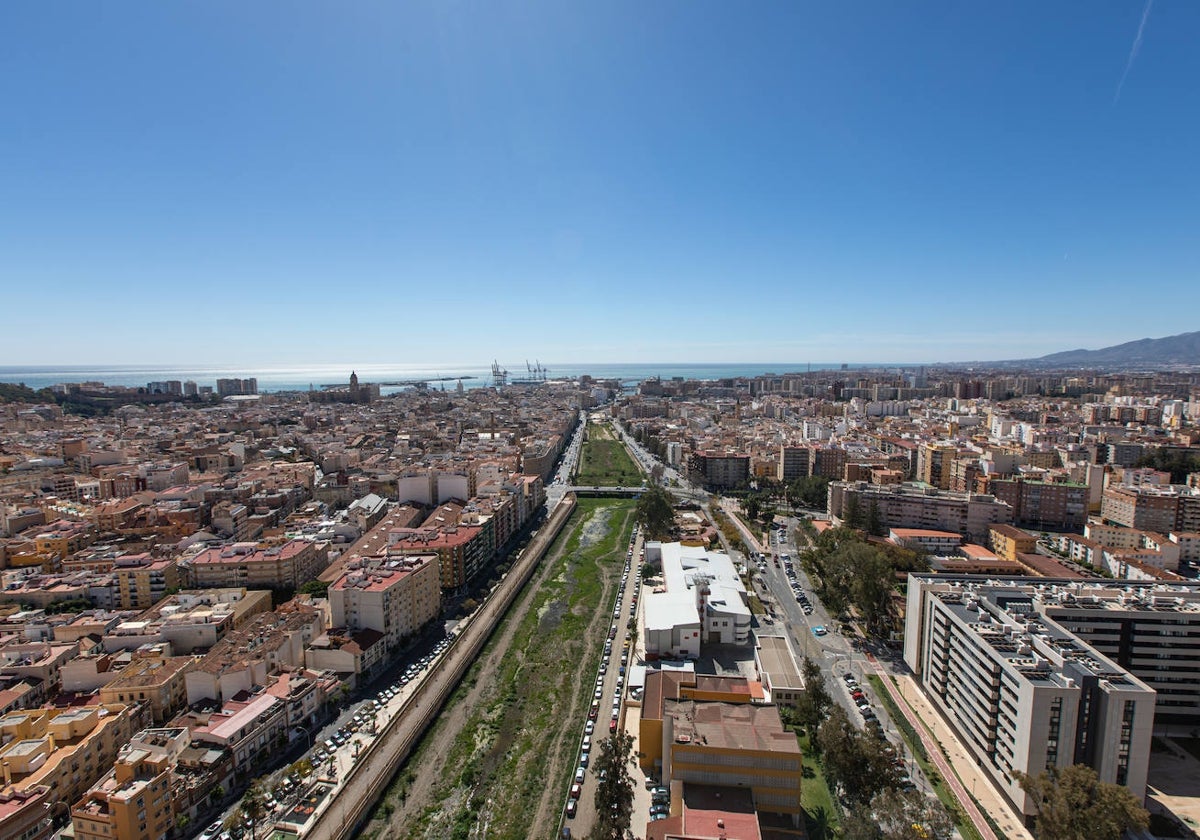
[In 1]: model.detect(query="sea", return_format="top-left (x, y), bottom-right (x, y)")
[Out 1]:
top-left (0, 361), bottom-right (900, 396)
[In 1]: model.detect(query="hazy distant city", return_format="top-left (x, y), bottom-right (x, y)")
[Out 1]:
top-left (1, 346), bottom-right (1199, 840)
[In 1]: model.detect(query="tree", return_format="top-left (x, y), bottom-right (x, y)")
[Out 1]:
top-left (843, 494), bottom-right (864, 529)
top-left (817, 706), bottom-right (901, 806)
top-left (789, 475), bottom-right (831, 510)
top-left (759, 503), bottom-right (776, 530)
top-left (1016, 764), bottom-right (1148, 840)
top-left (744, 495), bottom-right (761, 522)
top-left (849, 549), bottom-right (897, 636)
top-left (635, 485), bottom-right (674, 540)
top-left (1135, 448), bottom-right (1200, 484)
top-left (866, 501), bottom-right (885, 537)
top-left (842, 788), bottom-right (955, 840)
top-left (298, 580), bottom-right (329, 597)
top-left (794, 657), bottom-right (832, 739)
top-left (591, 730), bottom-right (636, 840)
top-left (239, 780), bottom-right (269, 836)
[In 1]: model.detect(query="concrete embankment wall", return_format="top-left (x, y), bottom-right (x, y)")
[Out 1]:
top-left (303, 494), bottom-right (578, 840)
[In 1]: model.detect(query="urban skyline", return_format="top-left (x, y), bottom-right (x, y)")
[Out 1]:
top-left (4, 3), bottom-right (1199, 366)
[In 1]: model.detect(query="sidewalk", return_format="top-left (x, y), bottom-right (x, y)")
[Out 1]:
top-left (871, 660), bottom-right (1033, 840)
top-left (718, 499), bottom-right (767, 556)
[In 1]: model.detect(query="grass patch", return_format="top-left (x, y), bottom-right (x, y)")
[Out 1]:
top-left (797, 734), bottom-right (839, 840)
top-left (577, 423), bottom-right (643, 486)
top-left (377, 499), bottom-right (636, 840)
top-left (866, 675), bottom-right (986, 840)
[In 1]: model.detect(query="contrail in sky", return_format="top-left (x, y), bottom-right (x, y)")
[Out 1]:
top-left (1114, 0), bottom-right (1154, 104)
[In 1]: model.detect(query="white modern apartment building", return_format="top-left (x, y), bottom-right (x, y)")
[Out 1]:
top-left (642, 542), bottom-right (751, 660)
top-left (905, 575), bottom-right (1160, 821)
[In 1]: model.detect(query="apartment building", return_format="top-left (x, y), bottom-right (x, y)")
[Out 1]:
top-left (904, 575), bottom-right (1178, 820)
top-left (989, 478), bottom-right (1088, 532)
top-left (305, 628), bottom-right (387, 678)
top-left (215, 378), bottom-right (257, 397)
top-left (185, 603), bottom-right (324, 705)
top-left (329, 554), bottom-right (440, 654)
top-left (71, 728), bottom-right (182, 840)
top-left (828, 481), bottom-right (1013, 541)
top-left (687, 451), bottom-right (750, 490)
top-left (185, 539), bottom-right (330, 590)
top-left (1102, 484), bottom-right (1200, 534)
top-left (917, 443), bottom-right (957, 490)
top-left (0, 785), bottom-right (53, 840)
top-left (32, 519), bottom-right (96, 560)
top-left (388, 523), bottom-right (489, 591)
top-left (112, 555), bottom-right (180, 610)
top-left (0, 705), bottom-right (135, 821)
top-left (809, 445), bottom-right (847, 480)
top-left (99, 654), bottom-right (195, 725)
top-left (989, 524), bottom-right (1039, 561)
top-left (776, 445), bottom-right (810, 482)
top-left (179, 689), bottom-right (286, 771)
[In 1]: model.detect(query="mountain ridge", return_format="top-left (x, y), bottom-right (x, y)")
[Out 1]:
top-left (1022, 330), bottom-right (1200, 368)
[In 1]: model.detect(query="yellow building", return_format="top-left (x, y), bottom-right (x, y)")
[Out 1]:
top-left (32, 520), bottom-right (96, 561)
top-left (638, 671), bottom-right (762, 774)
top-left (71, 729), bottom-right (186, 840)
top-left (917, 443), bottom-right (956, 490)
top-left (0, 705), bottom-right (133, 816)
top-left (988, 524), bottom-right (1038, 561)
top-left (663, 699), bottom-right (804, 825)
top-left (99, 655), bottom-right (195, 725)
top-left (113, 556), bottom-right (180, 610)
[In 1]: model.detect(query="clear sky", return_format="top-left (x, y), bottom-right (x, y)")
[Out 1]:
top-left (2, 2), bottom-right (1197, 367)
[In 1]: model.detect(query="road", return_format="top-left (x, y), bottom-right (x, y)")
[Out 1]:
top-left (561, 524), bottom-right (641, 838)
top-left (721, 507), bottom-right (941, 805)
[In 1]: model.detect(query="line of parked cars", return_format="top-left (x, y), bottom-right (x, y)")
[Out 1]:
top-left (843, 672), bottom-right (878, 726)
top-left (566, 528), bottom-right (639, 823)
top-left (309, 633), bottom-right (452, 770)
top-left (643, 777), bottom-right (670, 822)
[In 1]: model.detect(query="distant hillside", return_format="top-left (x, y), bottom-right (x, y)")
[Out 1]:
top-left (1029, 330), bottom-right (1200, 368)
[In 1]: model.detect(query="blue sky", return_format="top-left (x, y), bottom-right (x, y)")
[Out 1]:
top-left (2, 2), bottom-right (1197, 366)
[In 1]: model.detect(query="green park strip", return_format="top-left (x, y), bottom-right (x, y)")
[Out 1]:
top-left (576, 423), bottom-right (643, 486)
top-left (366, 499), bottom-right (635, 840)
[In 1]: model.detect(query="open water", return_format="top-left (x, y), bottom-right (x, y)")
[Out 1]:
top-left (0, 361), bottom-right (898, 394)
